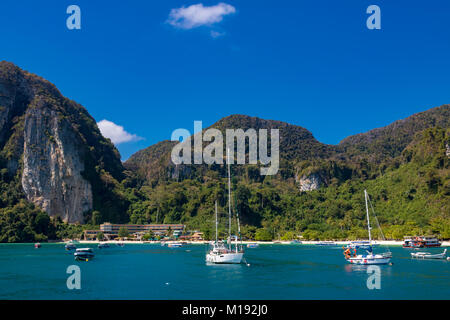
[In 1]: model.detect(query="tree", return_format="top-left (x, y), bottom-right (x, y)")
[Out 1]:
top-left (255, 228), bottom-right (272, 241)
top-left (118, 226), bottom-right (129, 238)
top-left (97, 232), bottom-right (105, 241)
top-left (91, 210), bottom-right (102, 225)
top-left (142, 229), bottom-right (154, 241)
top-left (142, 233), bottom-right (151, 241)
top-left (302, 229), bottom-right (321, 240)
top-left (281, 231), bottom-right (296, 240)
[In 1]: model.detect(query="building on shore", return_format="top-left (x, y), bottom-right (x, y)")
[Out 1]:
top-left (83, 223), bottom-right (185, 240)
top-left (179, 231), bottom-right (204, 241)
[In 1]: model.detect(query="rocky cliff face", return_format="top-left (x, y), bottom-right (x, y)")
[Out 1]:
top-left (21, 105), bottom-right (92, 223)
top-left (297, 173), bottom-right (322, 192)
top-left (0, 61), bottom-right (125, 224)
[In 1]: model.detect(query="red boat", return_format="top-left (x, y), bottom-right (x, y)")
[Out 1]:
top-left (403, 236), bottom-right (441, 248)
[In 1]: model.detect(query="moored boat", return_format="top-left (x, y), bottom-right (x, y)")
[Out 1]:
top-left (98, 243), bottom-right (110, 249)
top-left (316, 241), bottom-right (335, 246)
top-left (65, 243), bottom-right (77, 251)
top-left (207, 241), bottom-right (244, 264)
top-left (167, 242), bottom-right (183, 248)
top-left (403, 236), bottom-right (441, 248)
top-left (343, 190), bottom-right (391, 265)
top-left (247, 243), bottom-right (259, 248)
top-left (206, 151), bottom-right (245, 265)
top-left (411, 249), bottom-right (447, 259)
top-left (346, 241), bottom-right (379, 250)
top-left (346, 252), bottom-right (391, 265)
top-left (34, 243), bottom-right (41, 248)
top-left (74, 248), bottom-right (95, 261)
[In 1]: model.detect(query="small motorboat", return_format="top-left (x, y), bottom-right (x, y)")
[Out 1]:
top-left (290, 240), bottom-right (302, 244)
top-left (247, 243), bottom-right (259, 248)
top-left (34, 243), bottom-right (41, 248)
top-left (65, 243), bottom-right (77, 251)
top-left (98, 243), bottom-right (110, 249)
top-left (74, 248), bottom-right (95, 261)
top-left (411, 249), bottom-right (447, 260)
top-left (116, 242), bottom-right (125, 247)
top-left (167, 242), bottom-right (183, 248)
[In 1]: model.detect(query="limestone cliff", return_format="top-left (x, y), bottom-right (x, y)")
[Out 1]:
top-left (21, 105), bottom-right (92, 223)
top-left (296, 173), bottom-right (322, 192)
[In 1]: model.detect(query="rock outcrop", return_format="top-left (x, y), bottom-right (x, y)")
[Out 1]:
top-left (297, 173), bottom-right (322, 192)
top-left (21, 104), bottom-right (92, 223)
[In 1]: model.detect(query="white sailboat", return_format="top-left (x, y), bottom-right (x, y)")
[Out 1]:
top-left (344, 190), bottom-right (391, 265)
top-left (206, 149), bottom-right (244, 264)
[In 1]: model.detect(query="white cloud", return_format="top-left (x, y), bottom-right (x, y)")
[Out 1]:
top-left (167, 3), bottom-right (236, 30)
top-left (97, 120), bottom-right (143, 145)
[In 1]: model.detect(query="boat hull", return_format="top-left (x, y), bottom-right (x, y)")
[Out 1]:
top-left (411, 254), bottom-right (445, 259)
top-left (411, 249), bottom-right (447, 259)
top-left (206, 252), bottom-right (244, 264)
top-left (74, 253), bottom-right (94, 261)
top-left (347, 255), bottom-right (390, 265)
top-left (405, 243), bottom-right (441, 248)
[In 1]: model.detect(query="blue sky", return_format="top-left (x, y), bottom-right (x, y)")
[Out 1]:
top-left (1, 0), bottom-right (449, 160)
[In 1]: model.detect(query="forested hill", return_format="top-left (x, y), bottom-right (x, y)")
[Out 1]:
top-left (124, 114), bottom-right (336, 186)
top-left (123, 106), bottom-right (449, 241)
top-left (125, 105), bottom-right (449, 188)
top-left (338, 104), bottom-right (450, 162)
top-left (0, 61), bottom-right (448, 242)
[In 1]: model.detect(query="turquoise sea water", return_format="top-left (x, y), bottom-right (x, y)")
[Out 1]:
top-left (0, 243), bottom-right (448, 299)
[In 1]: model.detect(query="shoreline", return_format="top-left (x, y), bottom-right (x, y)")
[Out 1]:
top-left (42, 240), bottom-right (450, 247)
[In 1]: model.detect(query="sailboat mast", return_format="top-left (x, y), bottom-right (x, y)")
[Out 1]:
top-left (215, 200), bottom-right (218, 244)
top-left (227, 148), bottom-right (232, 250)
top-left (364, 189), bottom-right (372, 243)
